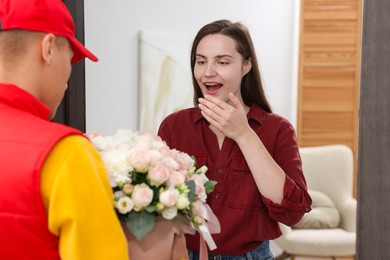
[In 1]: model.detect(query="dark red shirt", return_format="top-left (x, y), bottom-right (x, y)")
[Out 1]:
top-left (158, 104), bottom-right (312, 255)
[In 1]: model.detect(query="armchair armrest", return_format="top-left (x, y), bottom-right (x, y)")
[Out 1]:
top-left (278, 222), bottom-right (292, 235)
top-left (339, 198), bottom-right (357, 232)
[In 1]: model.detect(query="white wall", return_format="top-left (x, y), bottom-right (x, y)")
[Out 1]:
top-left (84, 0), bottom-right (300, 135)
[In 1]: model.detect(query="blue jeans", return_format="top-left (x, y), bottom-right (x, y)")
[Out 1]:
top-left (188, 241), bottom-right (274, 260)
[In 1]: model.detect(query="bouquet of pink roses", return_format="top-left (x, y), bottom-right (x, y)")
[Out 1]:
top-left (89, 129), bottom-right (218, 246)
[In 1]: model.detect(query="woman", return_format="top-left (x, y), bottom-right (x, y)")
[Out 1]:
top-left (158, 19), bottom-right (312, 260)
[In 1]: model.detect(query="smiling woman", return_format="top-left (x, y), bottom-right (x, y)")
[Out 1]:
top-left (158, 19), bottom-right (312, 260)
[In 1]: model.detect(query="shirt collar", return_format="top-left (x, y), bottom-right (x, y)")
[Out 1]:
top-left (192, 103), bottom-right (269, 125)
top-left (0, 83), bottom-right (51, 120)
top-left (193, 107), bottom-right (203, 124)
top-left (247, 103), bottom-right (268, 125)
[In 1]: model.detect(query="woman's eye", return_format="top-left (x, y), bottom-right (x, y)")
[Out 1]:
top-left (218, 61), bottom-right (229, 65)
top-left (196, 61), bottom-right (205, 65)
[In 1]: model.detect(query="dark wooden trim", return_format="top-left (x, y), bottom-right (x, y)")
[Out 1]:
top-left (357, 0), bottom-right (390, 258)
top-left (53, 0), bottom-right (86, 132)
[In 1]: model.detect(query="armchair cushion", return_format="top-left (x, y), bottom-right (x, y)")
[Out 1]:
top-left (293, 190), bottom-right (340, 229)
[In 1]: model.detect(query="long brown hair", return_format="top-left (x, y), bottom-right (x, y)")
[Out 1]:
top-left (190, 19), bottom-right (272, 113)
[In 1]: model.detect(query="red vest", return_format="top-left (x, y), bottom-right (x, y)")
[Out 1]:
top-left (0, 84), bottom-right (83, 259)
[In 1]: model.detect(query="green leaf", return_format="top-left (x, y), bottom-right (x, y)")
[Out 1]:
top-left (145, 205), bottom-right (156, 213)
top-left (126, 211), bottom-right (155, 241)
top-left (204, 180), bottom-right (217, 194)
top-left (187, 180), bottom-right (196, 203)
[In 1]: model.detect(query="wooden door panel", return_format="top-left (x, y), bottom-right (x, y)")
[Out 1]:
top-left (297, 0), bottom-right (362, 195)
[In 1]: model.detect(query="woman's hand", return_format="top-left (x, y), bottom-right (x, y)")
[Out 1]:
top-left (198, 92), bottom-right (250, 141)
top-left (199, 92), bottom-right (286, 204)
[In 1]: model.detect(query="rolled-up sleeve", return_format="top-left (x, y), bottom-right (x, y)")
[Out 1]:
top-left (261, 122), bottom-right (312, 226)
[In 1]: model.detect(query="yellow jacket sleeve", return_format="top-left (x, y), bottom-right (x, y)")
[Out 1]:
top-left (41, 135), bottom-right (129, 260)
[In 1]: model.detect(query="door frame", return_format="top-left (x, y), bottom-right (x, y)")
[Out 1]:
top-left (52, 0), bottom-right (86, 132)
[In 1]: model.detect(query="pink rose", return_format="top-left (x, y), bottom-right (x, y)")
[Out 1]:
top-left (128, 148), bottom-right (151, 172)
top-left (176, 152), bottom-right (195, 170)
top-left (166, 149), bottom-right (180, 161)
top-left (148, 165), bottom-right (169, 186)
top-left (148, 150), bottom-right (163, 165)
top-left (131, 184), bottom-right (153, 210)
top-left (178, 169), bottom-right (191, 182)
top-left (157, 144), bottom-right (171, 156)
top-left (190, 174), bottom-right (205, 195)
top-left (159, 189), bottom-right (179, 207)
top-left (167, 170), bottom-right (185, 187)
top-left (191, 200), bottom-right (204, 217)
top-left (161, 156), bottom-right (179, 170)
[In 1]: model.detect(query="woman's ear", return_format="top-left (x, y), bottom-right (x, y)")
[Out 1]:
top-left (243, 58), bottom-right (252, 75)
top-left (41, 33), bottom-right (56, 65)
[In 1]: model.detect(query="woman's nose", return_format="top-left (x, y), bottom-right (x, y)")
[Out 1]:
top-left (205, 64), bottom-right (217, 77)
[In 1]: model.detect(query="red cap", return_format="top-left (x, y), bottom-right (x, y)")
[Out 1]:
top-left (0, 0), bottom-right (98, 63)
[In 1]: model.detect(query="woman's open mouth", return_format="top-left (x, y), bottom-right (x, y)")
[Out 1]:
top-left (205, 83), bottom-right (223, 95)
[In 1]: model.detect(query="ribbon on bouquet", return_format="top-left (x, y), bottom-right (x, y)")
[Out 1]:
top-left (197, 204), bottom-right (221, 260)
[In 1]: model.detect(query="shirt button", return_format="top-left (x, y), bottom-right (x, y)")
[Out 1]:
top-left (305, 207), bottom-right (310, 212)
top-left (216, 168), bottom-right (222, 173)
top-left (215, 193), bottom-right (220, 199)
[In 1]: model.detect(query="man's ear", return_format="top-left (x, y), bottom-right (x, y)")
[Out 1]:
top-left (41, 33), bottom-right (56, 65)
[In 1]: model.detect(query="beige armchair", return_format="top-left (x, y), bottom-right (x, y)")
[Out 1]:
top-left (274, 145), bottom-right (356, 260)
